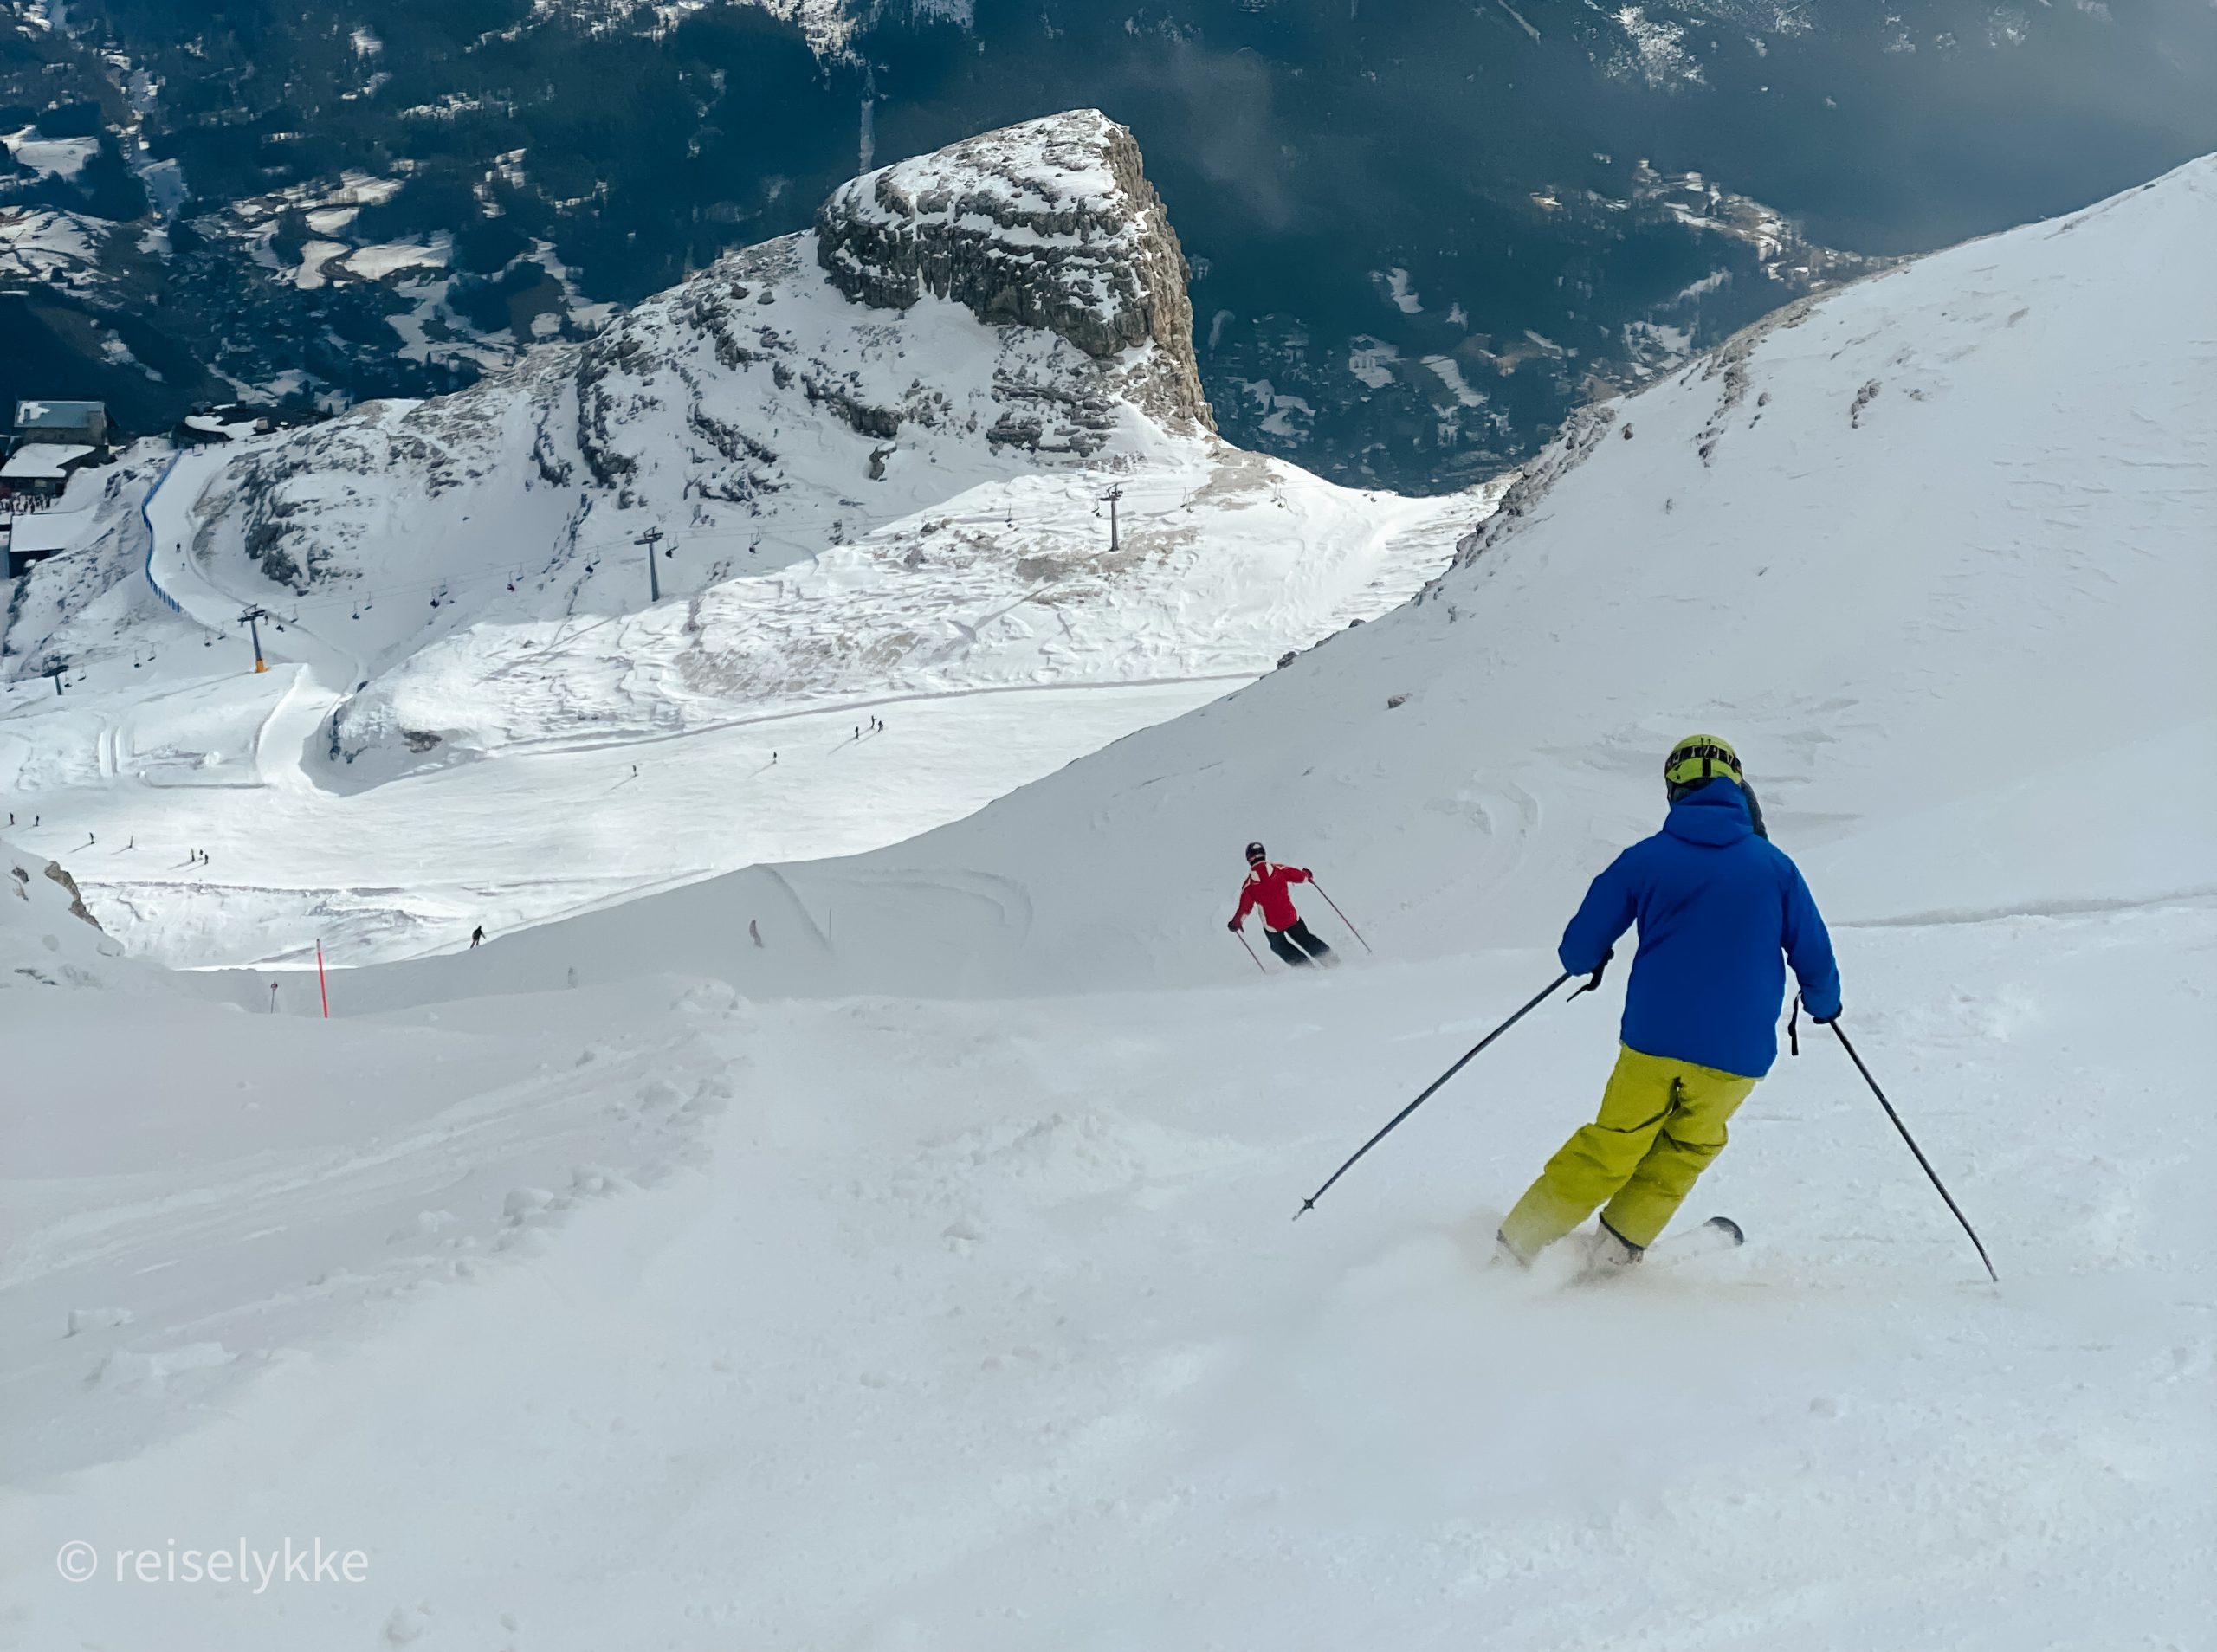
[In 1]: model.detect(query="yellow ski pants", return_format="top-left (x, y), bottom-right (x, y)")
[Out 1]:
top-left (1499, 1043), bottom-right (1761, 1255)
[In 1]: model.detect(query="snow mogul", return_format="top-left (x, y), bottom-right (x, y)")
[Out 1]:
top-left (1496, 735), bottom-right (1841, 1270)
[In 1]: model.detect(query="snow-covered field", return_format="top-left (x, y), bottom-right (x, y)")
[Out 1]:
top-left (0, 442), bottom-right (1479, 965)
top-left (3, 156), bottom-right (2213, 1649)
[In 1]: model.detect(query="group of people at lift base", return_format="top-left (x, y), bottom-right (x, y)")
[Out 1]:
top-left (1228, 734), bottom-right (1842, 1275)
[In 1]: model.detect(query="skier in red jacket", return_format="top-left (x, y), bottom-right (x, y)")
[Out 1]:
top-left (1229, 842), bottom-right (1335, 967)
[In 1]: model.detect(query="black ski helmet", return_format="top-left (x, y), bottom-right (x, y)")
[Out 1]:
top-left (1244, 841), bottom-right (1267, 864)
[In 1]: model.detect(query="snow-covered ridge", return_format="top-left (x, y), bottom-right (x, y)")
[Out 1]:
top-left (136, 111), bottom-right (1347, 785)
top-left (177, 113), bottom-right (1215, 646)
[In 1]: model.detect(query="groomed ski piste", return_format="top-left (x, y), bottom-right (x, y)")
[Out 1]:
top-left (5, 157), bottom-right (2214, 1649)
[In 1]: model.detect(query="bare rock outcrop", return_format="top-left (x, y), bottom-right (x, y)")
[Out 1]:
top-left (816, 110), bottom-right (1213, 436)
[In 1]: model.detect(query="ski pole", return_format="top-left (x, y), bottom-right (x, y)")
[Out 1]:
top-left (1828, 1020), bottom-right (1998, 1283)
top-left (1295, 970), bottom-right (1574, 1218)
top-left (1233, 927), bottom-right (1266, 974)
top-left (1310, 879), bottom-right (1373, 954)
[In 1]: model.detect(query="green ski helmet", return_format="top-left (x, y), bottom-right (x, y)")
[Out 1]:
top-left (1664, 734), bottom-right (1743, 800)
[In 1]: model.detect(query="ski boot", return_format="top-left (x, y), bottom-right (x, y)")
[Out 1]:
top-left (1576, 1220), bottom-right (1646, 1280)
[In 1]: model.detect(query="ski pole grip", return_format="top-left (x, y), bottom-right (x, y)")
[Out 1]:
top-left (1568, 950), bottom-right (1613, 999)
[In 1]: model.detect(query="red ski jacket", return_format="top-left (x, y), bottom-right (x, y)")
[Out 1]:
top-left (1234, 862), bottom-right (1311, 931)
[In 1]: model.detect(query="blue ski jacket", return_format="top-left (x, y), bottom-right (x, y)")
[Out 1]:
top-left (1559, 779), bottom-right (1840, 1078)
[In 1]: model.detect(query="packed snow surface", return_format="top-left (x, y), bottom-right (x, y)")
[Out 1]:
top-left (4, 158), bottom-right (2214, 1649)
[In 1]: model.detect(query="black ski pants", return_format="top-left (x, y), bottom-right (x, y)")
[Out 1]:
top-left (1265, 919), bottom-right (1332, 966)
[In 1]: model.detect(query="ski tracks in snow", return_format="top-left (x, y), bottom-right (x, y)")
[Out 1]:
top-left (7, 905), bottom-right (2210, 1649)
top-left (1, 985), bottom-right (737, 1481)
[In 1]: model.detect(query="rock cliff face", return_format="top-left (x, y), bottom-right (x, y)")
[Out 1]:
top-left (815, 110), bottom-right (1212, 437)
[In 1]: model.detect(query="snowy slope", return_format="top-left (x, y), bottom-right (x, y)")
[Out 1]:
top-left (0, 831), bottom-right (124, 984)
top-left (21, 930), bottom-right (2210, 1649)
top-left (319, 154), bottom-right (2217, 1008)
top-left (0, 112), bottom-right (1496, 964)
top-left (5, 159), bottom-right (2213, 1652)
top-left (137, 107), bottom-right (1221, 768)
top-left (2, 443), bottom-right (1481, 967)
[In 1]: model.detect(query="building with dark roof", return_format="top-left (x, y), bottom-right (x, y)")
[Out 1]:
top-left (12, 399), bottom-right (108, 448)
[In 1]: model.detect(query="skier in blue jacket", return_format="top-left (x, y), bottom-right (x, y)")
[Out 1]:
top-left (1497, 735), bottom-right (1842, 1269)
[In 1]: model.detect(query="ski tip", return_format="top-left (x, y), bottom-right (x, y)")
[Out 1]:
top-left (1706, 1215), bottom-right (1745, 1246)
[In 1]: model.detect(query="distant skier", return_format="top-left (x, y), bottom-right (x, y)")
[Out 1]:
top-left (1229, 842), bottom-right (1334, 968)
top-left (1495, 736), bottom-right (1840, 1272)
top-left (470, 925), bottom-right (485, 948)
top-left (749, 918), bottom-right (764, 949)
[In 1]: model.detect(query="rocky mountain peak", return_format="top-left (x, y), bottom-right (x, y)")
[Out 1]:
top-left (815, 109), bottom-right (1213, 436)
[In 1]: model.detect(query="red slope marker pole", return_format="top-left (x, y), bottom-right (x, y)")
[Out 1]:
top-left (316, 939), bottom-right (330, 1019)
top-left (1310, 880), bottom-right (1373, 953)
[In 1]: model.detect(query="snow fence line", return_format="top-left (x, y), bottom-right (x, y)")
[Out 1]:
top-left (139, 454), bottom-right (188, 618)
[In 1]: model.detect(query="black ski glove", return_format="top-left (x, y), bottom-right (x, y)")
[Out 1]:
top-left (1568, 948), bottom-right (1614, 998)
top-left (1226, 919), bottom-right (1242, 933)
